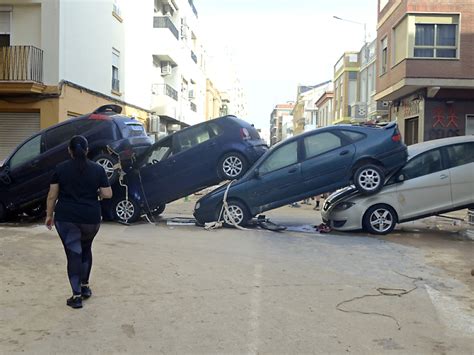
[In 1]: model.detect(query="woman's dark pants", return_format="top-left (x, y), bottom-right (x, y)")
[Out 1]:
top-left (55, 222), bottom-right (100, 296)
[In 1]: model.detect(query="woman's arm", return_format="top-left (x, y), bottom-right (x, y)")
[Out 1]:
top-left (45, 184), bottom-right (59, 230)
top-left (99, 186), bottom-right (113, 199)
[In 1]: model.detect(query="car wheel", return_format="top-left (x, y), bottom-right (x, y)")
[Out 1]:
top-left (25, 203), bottom-right (46, 218)
top-left (220, 200), bottom-right (250, 227)
top-left (218, 152), bottom-right (248, 180)
top-left (353, 164), bottom-right (385, 195)
top-left (363, 204), bottom-right (397, 235)
top-left (93, 154), bottom-right (119, 184)
top-left (113, 198), bottom-right (141, 223)
top-left (151, 204), bottom-right (166, 217)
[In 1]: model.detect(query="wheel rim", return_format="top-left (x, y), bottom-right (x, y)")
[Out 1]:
top-left (116, 200), bottom-right (135, 221)
top-left (223, 156), bottom-right (243, 178)
top-left (96, 158), bottom-right (115, 179)
top-left (358, 168), bottom-right (381, 191)
top-left (223, 204), bottom-right (244, 225)
top-left (369, 208), bottom-right (393, 233)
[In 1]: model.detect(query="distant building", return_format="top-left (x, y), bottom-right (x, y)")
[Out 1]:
top-left (292, 81), bottom-right (332, 134)
top-left (270, 103), bottom-right (294, 146)
top-left (315, 90), bottom-right (334, 127)
top-left (333, 52), bottom-right (359, 124)
top-left (375, 0), bottom-right (474, 144)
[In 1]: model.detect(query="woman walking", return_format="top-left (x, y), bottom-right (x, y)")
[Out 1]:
top-left (45, 135), bottom-right (112, 309)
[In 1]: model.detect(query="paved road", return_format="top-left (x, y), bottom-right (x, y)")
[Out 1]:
top-left (0, 201), bottom-right (473, 354)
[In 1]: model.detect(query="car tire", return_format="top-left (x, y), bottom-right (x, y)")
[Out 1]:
top-left (218, 152), bottom-right (248, 180)
top-left (150, 204), bottom-right (166, 217)
top-left (363, 204), bottom-right (397, 235)
top-left (113, 198), bottom-right (141, 223)
top-left (93, 153), bottom-right (119, 184)
top-left (353, 164), bottom-right (385, 195)
top-left (220, 200), bottom-right (250, 227)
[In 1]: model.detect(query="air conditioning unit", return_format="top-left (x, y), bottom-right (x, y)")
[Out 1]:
top-left (149, 116), bottom-right (160, 132)
top-left (351, 103), bottom-right (367, 119)
top-left (161, 62), bottom-right (172, 76)
top-left (188, 90), bottom-right (195, 99)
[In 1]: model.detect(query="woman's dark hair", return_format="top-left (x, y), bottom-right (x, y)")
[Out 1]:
top-left (69, 135), bottom-right (89, 172)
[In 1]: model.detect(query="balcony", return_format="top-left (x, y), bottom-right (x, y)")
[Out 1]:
top-left (188, 0), bottom-right (198, 17)
top-left (151, 83), bottom-right (179, 117)
top-left (191, 50), bottom-right (197, 64)
top-left (0, 45), bottom-right (45, 94)
top-left (153, 16), bottom-right (179, 40)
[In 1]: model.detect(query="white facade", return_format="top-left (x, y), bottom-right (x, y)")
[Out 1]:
top-left (282, 114), bottom-right (294, 140)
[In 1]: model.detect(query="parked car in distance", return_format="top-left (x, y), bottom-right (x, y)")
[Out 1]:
top-left (105, 115), bottom-right (268, 222)
top-left (0, 104), bottom-right (151, 221)
top-left (321, 136), bottom-right (474, 235)
top-left (193, 123), bottom-right (407, 226)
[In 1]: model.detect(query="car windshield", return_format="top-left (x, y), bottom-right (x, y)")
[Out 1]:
top-left (122, 123), bottom-right (146, 138)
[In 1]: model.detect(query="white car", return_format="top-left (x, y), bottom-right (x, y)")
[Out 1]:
top-left (321, 136), bottom-right (474, 235)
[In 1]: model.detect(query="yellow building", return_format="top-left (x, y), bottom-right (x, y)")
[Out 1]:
top-left (205, 79), bottom-right (223, 120)
top-left (333, 52), bottom-right (360, 124)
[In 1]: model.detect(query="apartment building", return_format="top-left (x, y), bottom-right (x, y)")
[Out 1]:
top-left (292, 81), bottom-right (332, 134)
top-left (333, 52), bottom-right (359, 124)
top-left (269, 102), bottom-right (294, 146)
top-left (375, 0), bottom-right (474, 145)
top-left (0, 0), bottom-right (152, 160)
top-left (355, 40), bottom-right (389, 122)
top-left (315, 90), bottom-right (334, 127)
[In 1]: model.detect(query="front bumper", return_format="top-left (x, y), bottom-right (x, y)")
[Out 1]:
top-left (321, 204), bottom-right (365, 231)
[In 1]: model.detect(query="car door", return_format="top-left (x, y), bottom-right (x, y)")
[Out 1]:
top-left (247, 139), bottom-right (301, 209)
top-left (6, 134), bottom-right (46, 206)
top-left (396, 148), bottom-right (452, 220)
top-left (444, 142), bottom-right (474, 208)
top-left (300, 131), bottom-right (355, 194)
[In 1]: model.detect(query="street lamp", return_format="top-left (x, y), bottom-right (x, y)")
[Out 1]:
top-left (333, 15), bottom-right (367, 45)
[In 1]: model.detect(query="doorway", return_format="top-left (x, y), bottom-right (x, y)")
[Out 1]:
top-left (405, 117), bottom-right (419, 145)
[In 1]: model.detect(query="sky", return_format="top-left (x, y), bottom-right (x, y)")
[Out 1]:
top-left (198, 0), bottom-right (378, 132)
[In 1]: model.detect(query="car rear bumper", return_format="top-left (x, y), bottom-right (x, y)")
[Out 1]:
top-left (245, 144), bottom-right (268, 164)
top-left (376, 145), bottom-right (408, 172)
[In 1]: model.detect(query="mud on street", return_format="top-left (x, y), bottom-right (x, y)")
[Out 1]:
top-left (1, 197), bottom-right (473, 354)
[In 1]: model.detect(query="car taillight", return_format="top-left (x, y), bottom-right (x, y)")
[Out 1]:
top-left (89, 113), bottom-right (111, 120)
top-left (240, 128), bottom-right (251, 140)
top-left (392, 131), bottom-right (401, 142)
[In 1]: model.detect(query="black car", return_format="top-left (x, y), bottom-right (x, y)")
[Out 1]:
top-left (104, 115), bottom-right (268, 222)
top-left (0, 105), bottom-right (151, 221)
top-left (194, 123), bottom-right (408, 227)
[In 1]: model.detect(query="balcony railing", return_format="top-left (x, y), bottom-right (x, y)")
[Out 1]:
top-left (152, 83), bottom-right (178, 101)
top-left (188, 0), bottom-right (198, 17)
top-left (0, 46), bottom-right (43, 82)
top-left (191, 50), bottom-right (197, 64)
top-left (190, 102), bottom-right (197, 112)
top-left (153, 16), bottom-right (179, 40)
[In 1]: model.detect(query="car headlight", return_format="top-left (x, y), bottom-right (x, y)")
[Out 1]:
top-left (333, 202), bottom-right (355, 211)
top-left (194, 202), bottom-right (200, 210)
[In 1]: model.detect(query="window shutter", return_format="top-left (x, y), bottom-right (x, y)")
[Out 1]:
top-left (0, 12), bottom-right (10, 33)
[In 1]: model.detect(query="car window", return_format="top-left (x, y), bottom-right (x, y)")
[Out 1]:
top-left (45, 123), bottom-right (76, 150)
top-left (148, 138), bottom-right (172, 163)
top-left (340, 130), bottom-right (365, 143)
top-left (304, 132), bottom-right (342, 159)
top-left (9, 135), bottom-right (42, 170)
top-left (208, 122), bottom-right (223, 136)
top-left (401, 149), bottom-right (443, 180)
top-left (446, 143), bottom-right (474, 168)
top-left (174, 125), bottom-right (210, 153)
top-left (260, 141), bottom-right (298, 174)
top-left (73, 120), bottom-right (100, 135)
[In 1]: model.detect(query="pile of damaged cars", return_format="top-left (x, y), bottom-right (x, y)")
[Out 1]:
top-left (321, 135), bottom-right (474, 235)
top-left (0, 105), bottom-right (152, 221)
top-left (194, 122), bottom-right (408, 227)
top-left (0, 105), bottom-right (268, 223)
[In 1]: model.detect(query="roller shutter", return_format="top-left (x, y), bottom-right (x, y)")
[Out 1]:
top-left (0, 112), bottom-right (40, 162)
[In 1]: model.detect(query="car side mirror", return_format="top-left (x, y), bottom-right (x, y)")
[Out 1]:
top-left (254, 168), bottom-right (261, 179)
top-left (0, 166), bottom-right (11, 185)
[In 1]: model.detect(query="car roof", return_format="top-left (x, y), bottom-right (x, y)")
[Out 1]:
top-left (407, 135), bottom-right (474, 159)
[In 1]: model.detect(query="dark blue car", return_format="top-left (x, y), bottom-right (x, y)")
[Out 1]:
top-left (106, 115), bottom-right (268, 222)
top-left (193, 123), bottom-right (408, 226)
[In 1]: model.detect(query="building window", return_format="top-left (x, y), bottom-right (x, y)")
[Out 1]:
top-left (0, 11), bottom-right (11, 46)
top-left (381, 37), bottom-right (388, 74)
top-left (414, 24), bottom-right (457, 58)
top-left (112, 48), bottom-right (120, 92)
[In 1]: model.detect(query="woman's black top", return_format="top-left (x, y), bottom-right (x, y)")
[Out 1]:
top-left (51, 160), bottom-right (110, 224)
